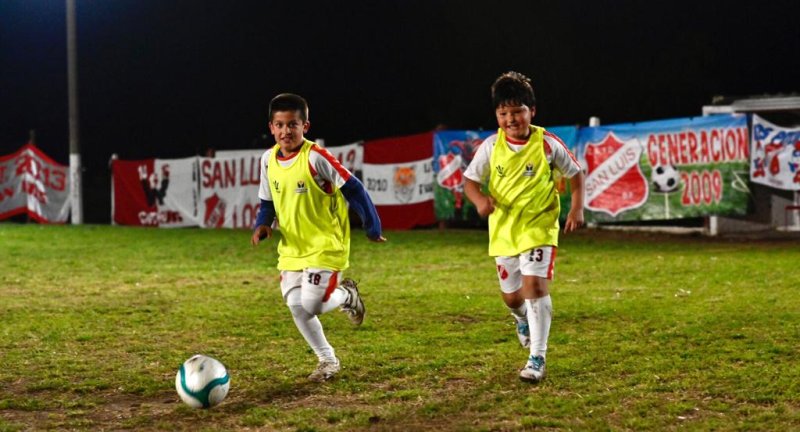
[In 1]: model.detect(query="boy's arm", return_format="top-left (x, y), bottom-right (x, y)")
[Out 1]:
top-left (464, 178), bottom-right (495, 217)
top-left (252, 149), bottom-right (274, 246)
top-left (251, 199), bottom-right (275, 245)
top-left (340, 176), bottom-right (386, 242)
top-left (563, 171), bottom-right (585, 234)
top-left (463, 137), bottom-right (495, 218)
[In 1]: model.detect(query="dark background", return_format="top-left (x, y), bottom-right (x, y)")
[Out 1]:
top-left (1, 0), bottom-right (798, 222)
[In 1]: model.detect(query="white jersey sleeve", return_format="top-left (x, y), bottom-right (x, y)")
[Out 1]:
top-left (464, 130), bottom-right (581, 183)
top-left (257, 148), bottom-right (272, 201)
top-left (309, 145), bottom-right (352, 189)
top-left (463, 134), bottom-right (497, 183)
top-left (543, 131), bottom-right (582, 178)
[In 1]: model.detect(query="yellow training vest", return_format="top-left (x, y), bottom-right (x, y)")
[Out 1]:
top-left (487, 126), bottom-right (560, 256)
top-left (267, 140), bottom-right (350, 271)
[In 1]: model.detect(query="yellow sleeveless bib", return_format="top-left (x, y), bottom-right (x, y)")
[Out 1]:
top-left (487, 126), bottom-right (560, 256)
top-left (268, 140), bottom-right (350, 270)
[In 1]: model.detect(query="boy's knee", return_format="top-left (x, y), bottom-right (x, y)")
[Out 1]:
top-left (284, 287), bottom-right (302, 307)
top-left (301, 297), bottom-right (324, 315)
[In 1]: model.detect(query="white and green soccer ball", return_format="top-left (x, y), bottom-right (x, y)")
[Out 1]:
top-left (175, 354), bottom-right (230, 408)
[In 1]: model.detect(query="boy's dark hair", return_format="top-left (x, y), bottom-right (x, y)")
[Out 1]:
top-left (491, 71), bottom-right (536, 109)
top-left (269, 93), bottom-right (309, 122)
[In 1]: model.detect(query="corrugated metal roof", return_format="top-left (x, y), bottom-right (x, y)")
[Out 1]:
top-left (729, 97), bottom-right (800, 112)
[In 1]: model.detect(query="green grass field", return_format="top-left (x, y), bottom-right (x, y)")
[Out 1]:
top-left (1, 224), bottom-right (798, 431)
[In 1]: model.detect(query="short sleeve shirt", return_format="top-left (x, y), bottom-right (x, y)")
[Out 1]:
top-left (258, 144), bottom-right (352, 201)
top-left (464, 129), bottom-right (581, 183)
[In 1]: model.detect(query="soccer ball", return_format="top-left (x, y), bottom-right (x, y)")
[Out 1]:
top-left (651, 164), bottom-right (681, 193)
top-left (175, 354), bottom-right (230, 408)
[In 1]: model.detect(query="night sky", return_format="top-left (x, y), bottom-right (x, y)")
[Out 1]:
top-left (1, 1), bottom-right (798, 221)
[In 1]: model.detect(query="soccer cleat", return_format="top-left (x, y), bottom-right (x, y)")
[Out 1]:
top-left (516, 321), bottom-right (531, 348)
top-left (308, 359), bottom-right (340, 382)
top-left (519, 355), bottom-right (546, 383)
top-left (339, 278), bottom-right (365, 326)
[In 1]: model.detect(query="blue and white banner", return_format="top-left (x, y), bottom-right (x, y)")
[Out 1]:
top-left (432, 126), bottom-right (577, 222)
top-left (750, 115), bottom-right (800, 191)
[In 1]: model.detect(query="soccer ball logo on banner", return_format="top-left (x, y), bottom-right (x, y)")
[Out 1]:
top-left (651, 164), bottom-right (681, 193)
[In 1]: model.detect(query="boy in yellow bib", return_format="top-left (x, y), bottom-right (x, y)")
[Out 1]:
top-left (464, 72), bottom-right (584, 383)
top-left (252, 94), bottom-right (385, 382)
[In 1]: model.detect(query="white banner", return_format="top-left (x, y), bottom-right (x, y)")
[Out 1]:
top-left (751, 115), bottom-right (800, 190)
top-left (151, 158), bottom-right (199, 227)
top-left (326, 141), bottom-right (364, 173)
top-left (197, 154), bottom-right (261, 229)
top-left (0, 144), bottom-right (70, 223)
top-left (215, 149), bottom-right (264, 160)
top-left (361, 158), bottom-right (434, 205)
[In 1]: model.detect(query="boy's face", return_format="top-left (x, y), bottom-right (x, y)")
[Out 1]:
top-left (495, 103), bottom-right (535, 141)
top-left (269, 110), bottom-right (309, 153)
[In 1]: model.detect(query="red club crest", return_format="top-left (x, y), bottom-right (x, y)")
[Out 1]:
top-left (204, 193), bottom-right (227, 228)
top-left (584, 132), bottom-right (648, 217)
top-left (496, 265), bottom-right (509, 280)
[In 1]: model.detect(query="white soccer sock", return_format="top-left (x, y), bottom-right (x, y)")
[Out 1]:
top-left (526, 295), bottom-right (552, 359)
top-left (288, 304), bottom-right (336, 362)
top-left (301, 286), bottom-right (348, 315)
top-left (319, 287), bottom-right (348, 314)
top-left (509, 302), bottom-right (528, 323)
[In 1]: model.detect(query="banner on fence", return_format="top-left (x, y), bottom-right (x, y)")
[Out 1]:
top-left (432, 130), bottom-right (492, 223)
top-left (198, 155), bottom-right (261, 228)
top-left (326, 141), bottom-right (364, 174)
top-left (363, 131), bottom-right (436, 229)
top-left (0, 143), bottom-right (70, 223)
top-left (750, 115), bottom-right (800, 191)
top-left (573, 114), bottom-right (750, 222)
top-left (113, 153), bottom-right (261, 228)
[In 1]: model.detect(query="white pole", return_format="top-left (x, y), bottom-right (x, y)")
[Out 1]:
top-left (794, 191), bottom-right (800, 229)
top-left (67, 0), bottom-right (82, 224)
top-left (110, 154), bottom-right (118, 225)
top-left (708, 215), bottom-right (719, 236)
top-left (586, 117), bottom-right (599, 229)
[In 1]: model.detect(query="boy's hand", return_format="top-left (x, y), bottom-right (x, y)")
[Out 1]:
top-left (251, 225), bottom-right (272, 245)
top-left (475, 195), bottom-right (496, 218)
top-left (563, 208), bottom-right (584, 234)
top-left (464, 179), bottom-right (495, 218)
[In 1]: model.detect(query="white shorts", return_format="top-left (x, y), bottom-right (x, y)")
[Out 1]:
top-left (280, 268), bottom-right (341, 307)
top-left (494, 246), bottom-right (557, 294)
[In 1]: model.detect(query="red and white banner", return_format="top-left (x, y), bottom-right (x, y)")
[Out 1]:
top-left (112, 153), bottom-right (261, 228)
top-left (0, 143), bottom-right (70, 223)
top-left (112, 158), bottom-right (195, 227)
top-left (362, 158), bottom-right (434, 205)
top-left (363, 132), bottom-right (436, 229)
top-left (584, 132), bottom-right (648, 216)
top-left (326, 141), bottom-right (364, 174)
top-left (198, 155), bottom-right (261, 229)
top-left (751, 115), bottom-right (800, 190)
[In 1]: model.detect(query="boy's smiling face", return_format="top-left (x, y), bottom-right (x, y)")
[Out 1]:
top-left (495, 103), bottom-right (535, 141)
top-left (269, 110), bottom-right (309, 154)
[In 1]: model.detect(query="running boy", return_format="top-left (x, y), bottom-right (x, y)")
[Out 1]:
top-left (251, 93), bottom-right (385, 382)
top-left (464, 72), bottom-right (584, 383)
